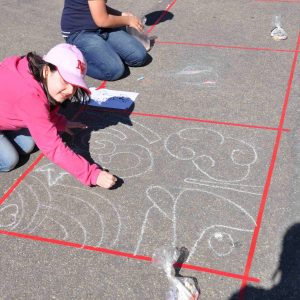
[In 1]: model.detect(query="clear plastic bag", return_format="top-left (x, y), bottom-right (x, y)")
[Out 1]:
top-left (152, 247), bottom-right (200, 300)
top-left (167, 277), bottom-right (199, 300)
top-left (271, 15), bottom-right (288, 41)
top-left (126, 16), bottom-right (151, 51)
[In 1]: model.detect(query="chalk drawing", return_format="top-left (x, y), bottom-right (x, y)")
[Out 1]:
top-left (134, 185), bottom-right (256, 260)
top-left (0, 121), bottom-right (263, 265)
top-left (35, 204), bottom-right (88, 245)
top-left (124, 120), bottom-right (161, 145)
top-left (0, 174), bottom-right (122, 247)
top-left (54, 184), bottom-right (122, 247)
top-left (184, 178), bottom-right (263, 195)
top-left (41, 216), bottom-right (68, 240)
top-left (0, 204), bottom-right (19, 227)
top-left (176, 66), bottom-right (219, 87)
top-left (77, 109), bottom-right (161, 145)
top-left (77, 132), bottom-right (154, 177)
top-left (10, 176), bottom-right (52, 232)
top-left (72, 117), bottom-right (161, 178)
top-left (35, 163), bottom-right (69, 186)
top-left (165, 127), bottom-right (257, 182)
top-left (208, 231), bottom-right (234, 257)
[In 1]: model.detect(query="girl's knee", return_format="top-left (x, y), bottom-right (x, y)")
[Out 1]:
top-left (22, 139), bottom-right (35, 155)
top-left (126, 50), bottom-right (148, 67)
top-left (111, 67), bottom-right (125, 81)
top-left (87, 60), bottom-right (125, 81)
top-left (9, 130), bottom-right (35, 155)
top-left (0, 134), bottom-right (19, 171)
top-left (105, 61), bottom-right (125, 80)
top-left (0, 152), bottom-right (19, 172)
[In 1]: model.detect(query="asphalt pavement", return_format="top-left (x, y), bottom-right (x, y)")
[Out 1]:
top-left (1, 1), bottom-right (300, 299)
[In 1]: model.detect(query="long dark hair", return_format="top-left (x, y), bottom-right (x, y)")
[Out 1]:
top-left (26, 52), bottom-right (90, 108)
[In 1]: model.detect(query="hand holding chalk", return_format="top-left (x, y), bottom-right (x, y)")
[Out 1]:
top-left (96, 170), bottom-right (117, 189)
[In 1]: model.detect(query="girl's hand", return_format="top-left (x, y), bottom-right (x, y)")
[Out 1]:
top-left (127, 15), bottom-right (144, 32)
top-left (96, 170), bottom-right (117, 189)
top-left (65, 121), bottom-right (88, 135)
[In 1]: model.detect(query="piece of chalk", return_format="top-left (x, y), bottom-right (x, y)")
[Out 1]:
top-left (137, 76), bottom-right (144, 81)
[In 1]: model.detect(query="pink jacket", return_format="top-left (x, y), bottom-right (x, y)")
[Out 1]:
top-left (0, 56), bottom-right (100, 185)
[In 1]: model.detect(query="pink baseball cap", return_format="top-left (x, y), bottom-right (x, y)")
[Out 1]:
top-left (43, 43), bottom-right (91, 95)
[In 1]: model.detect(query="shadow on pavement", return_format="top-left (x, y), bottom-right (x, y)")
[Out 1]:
top-left (229, 223), bottom-right (300, 300)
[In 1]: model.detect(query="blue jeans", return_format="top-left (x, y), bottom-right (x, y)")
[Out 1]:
top-left (0, 129), bottom-right (35, 171)
top-left (66, 27), bottom-right (148, 81)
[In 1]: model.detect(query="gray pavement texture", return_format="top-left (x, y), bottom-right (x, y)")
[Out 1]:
top-left (1, 0), bottom-right (300, 299)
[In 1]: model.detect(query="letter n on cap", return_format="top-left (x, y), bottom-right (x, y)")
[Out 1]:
top-left (76, 60), bottom-right (86, 74)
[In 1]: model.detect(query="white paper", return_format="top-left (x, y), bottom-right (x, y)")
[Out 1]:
top-left (88, 87), bottom-right (139, 109)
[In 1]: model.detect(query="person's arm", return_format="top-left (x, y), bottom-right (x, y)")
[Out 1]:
top-left (19, 96), bottom-right (116, 188)
top-left (88, 0), bottom-right (144, 32)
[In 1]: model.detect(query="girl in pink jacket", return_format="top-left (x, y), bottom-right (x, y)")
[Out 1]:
top-left (0, 43), bottom-right (116, 189)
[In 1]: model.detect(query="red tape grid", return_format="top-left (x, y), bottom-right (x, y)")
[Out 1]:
top-left (82, 106), bottom-right (291, 132)
top-left (131, 111), bottom-right (290, 132)
top-left (0, 229), bottom-right (259, 283)
top-left (96, 80), bottom-right (107, 90)
top-left (256, 0), bottom-right (300, 2)
top-left (0, 0), bottom-right (295, 289)
top-left (0, 154), bottom-right (44, 206)
top-left (157, 40), bottom-right (298, 53)
top-left (238, 32), bottom-right (300, 300)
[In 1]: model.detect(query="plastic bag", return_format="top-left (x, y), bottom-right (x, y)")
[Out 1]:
top-left (271, 15), bottom-right (288, 41)
top-left (126, 16), bottom-right (151, 51)
top-left (167, 277), bottom-right (199, 300)
top-left (152, 247), bottom-right (200, 300)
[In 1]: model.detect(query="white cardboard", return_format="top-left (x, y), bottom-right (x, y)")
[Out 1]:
top-left (88, 87), bottom-right (139, 109)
